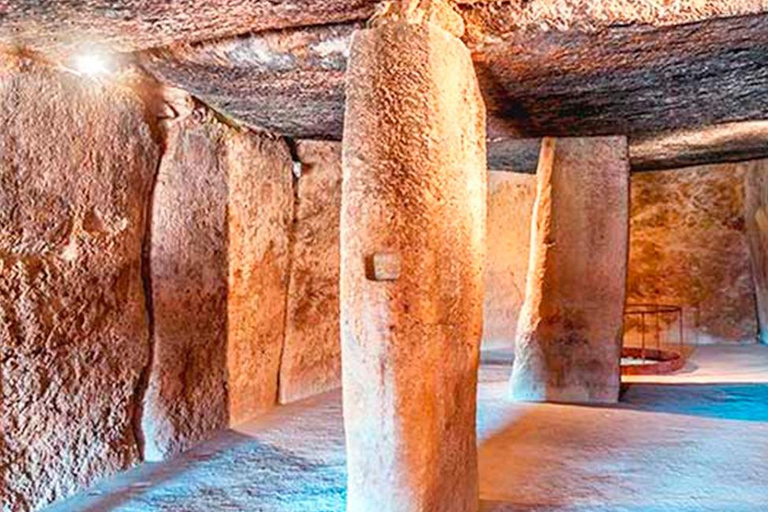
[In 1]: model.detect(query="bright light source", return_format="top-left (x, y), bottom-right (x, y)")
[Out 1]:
top-left (73, 53), bottom-right (112, 77)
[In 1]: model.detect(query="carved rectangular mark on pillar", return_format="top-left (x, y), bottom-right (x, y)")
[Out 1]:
top-left (365, 252), bottom-right (401, 281)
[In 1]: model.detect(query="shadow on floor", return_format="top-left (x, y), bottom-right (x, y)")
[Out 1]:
top-left (46, 430), bottom-right (346, 512)
top-left (618, 383), bottom-right (768, 422)
top-left (477, 380), bottom-right (768, 512)
top-left (479, 500), bottom-right (764, 512)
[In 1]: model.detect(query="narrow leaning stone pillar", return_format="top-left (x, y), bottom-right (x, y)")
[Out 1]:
top-left (340, 3), bottom-right (486, 511)
top-left (744, 159), bottom-right (768, 344)
top-left (511, 137), bottom-right (629, 404)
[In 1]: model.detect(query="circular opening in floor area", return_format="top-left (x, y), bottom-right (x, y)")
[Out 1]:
top-left (621, 347), bottom-right (685, 375)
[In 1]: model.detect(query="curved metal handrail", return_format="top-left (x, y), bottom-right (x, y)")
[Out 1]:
top-left (623, 303), bottom-right (685, 367)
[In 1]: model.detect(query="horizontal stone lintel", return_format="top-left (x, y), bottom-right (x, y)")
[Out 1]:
top-left (137, 13), bottom-right (768, 170)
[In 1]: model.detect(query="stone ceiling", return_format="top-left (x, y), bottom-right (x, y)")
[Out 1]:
top-left (2, 0), bottom-right (768, 170)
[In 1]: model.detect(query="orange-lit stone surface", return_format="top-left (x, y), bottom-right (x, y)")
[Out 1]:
top-left (142, 108), bottom-right (293, 461)
top-left (341, 14), bottom-right (486, 512)
top-left (483, 172), bottom-right (536, 351)
top-left (628, 164), bottom-right (757, 345)
top-left (280, 141), bottom-right (342, 404)
top-left (484, 165), bottom-right (757, 351)
top-left (0, 61), bottom-right (159, 511)
top-left (511, 137), bottom-right (629, 404)
top-left (744, 159), bottom-right (768, 344)
top-left (225, 127), bottom-right (294, 422)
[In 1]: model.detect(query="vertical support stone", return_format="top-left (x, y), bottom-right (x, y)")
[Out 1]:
top-left (0, 60), bottom-right (159, 511)
top-left (483, 172), bottom-right (537, 351)
top-left (744, 159), bottom-right (768, 344)
top-left (280, 141), bottom-right (343, 404)
top-left (142, 109), bottom-right (293, 461)
top-left (340, 5), bottom-right (486, 512)
top-left (511, 137), bottom-right (629, 404)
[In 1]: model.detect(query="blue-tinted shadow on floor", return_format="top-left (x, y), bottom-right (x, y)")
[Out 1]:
top-left (618, 383), bottom-right (768, 422)
top-left (45, 431), bottom-right (346, 512)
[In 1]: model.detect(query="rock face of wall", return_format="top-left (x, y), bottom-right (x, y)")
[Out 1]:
top-left (341, 17), bottom-right (486, 512)
top-left (142, 109), bottom-right (293, 461)
top-left (484, 172), bottom-right (536, 352)
top-left (280, 141), bottom-right (342, 403)
top-left (628, 164), bottom-right (757, 344)
top-left (512, 137), bottom-right (629, 404)
top-left (225, 126), bottom-right (295, 422)
top-left (484, 165), bottom-right (757, 350)
top-left (745, 160), bottom-right (768, 344)
top-left (0, 61), bottom-right (159, 511)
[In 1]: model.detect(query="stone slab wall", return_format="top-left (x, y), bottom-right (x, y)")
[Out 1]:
top-left (511, 137), bottom-right (629, 404)
top-left (279, 141), bottom-right (342, 403)
top-left (744, 159), bottom-right (768, 344)
top-left (142, 111), bottom-right (229, 461)
top-left (275, 156), bottom-right (758, 403)
top-left (225, 125), bottom-right (295, 423)
top-left (142, 109), bottom-right (293, 461)
top-left (483, 171), bottom-right (536, 352)
top-left (0, 61), bottom-right (159, 511)
top-left (483, 164), bottom-right (757, 349)
top-left (628, 164), bottom-right (757, 345)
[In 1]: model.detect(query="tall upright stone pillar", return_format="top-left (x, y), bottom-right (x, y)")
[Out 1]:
top-left (511, 137), bottom-right (629, 404)
top-left (340, 2), bottom-right (486, 511)
top-left (744, 159), bottom-right (768, 344)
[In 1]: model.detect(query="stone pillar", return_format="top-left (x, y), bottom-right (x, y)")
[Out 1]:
top-left (142, 108), bottom-right (294, 461)
top-left (511, 137), bottom-right (629, 404)
top-left (340, 3), bottom-right (486, 512)
top-left (0, 60), bottom-right (159, 511)
top-left (744, 159), bottom-right (768, 344)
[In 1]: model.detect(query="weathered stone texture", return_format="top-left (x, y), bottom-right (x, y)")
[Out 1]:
top-left (280, 141), bottom-right (342, 404)
top-left (484, 164), bottom-right (758, 351)
top-left (3, 0), bottom-right (765, 59)
top-left (0, 61), bottom-right (159, 511)
top-left (0, 0), bottom-right (377, 55)
top-left (628, 163), bottom-right (757, 346)
top-left (745, 160), bottom-right (768, 344)
top-left (141, 22), bottom-right (361, 140)
top-left (511, 137), bottom-right (629, 404)
top-left (460, 0), bottom-right (767, 41)
top-left (342, 18), bottom-right (486, 512)
top-left (483, 172), bottom-right (536, 351)
top-left (142, 109), bottom-right (293, 461)
top-left (141, 11), bottom-right (768, 148)
top-left (225, 127), bottom-right (295, 423)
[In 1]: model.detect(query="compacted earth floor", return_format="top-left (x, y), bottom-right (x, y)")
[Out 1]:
top-left (47, 345), bottom-right (768, 512)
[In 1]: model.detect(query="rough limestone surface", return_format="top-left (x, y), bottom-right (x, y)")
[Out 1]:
top-left (280, 141), bottom-right (343, 404)
top-left (628, 164), bottom-right (757, 345)
top-left (511, 137), bottom-right (629, 404)
top-left (225, 124), bottom-right (294, 423)
top-left (483, 172), bottom-right (536, 352)
top-left (142, 108), bottom-right (293, 461)
top-left (341, 15), bottom-right (487, 512)
top-left (0, 60), bottom-right (159, 511)
top-left (460, 0), bottom-right (768, 43)
top-left (743, 160), bottom-right (768, 344)
top-left (0, 0), bottom-right (377, 56)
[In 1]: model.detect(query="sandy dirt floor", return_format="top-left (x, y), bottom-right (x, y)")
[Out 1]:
top-left (45, 345), bottom-right (768, 512)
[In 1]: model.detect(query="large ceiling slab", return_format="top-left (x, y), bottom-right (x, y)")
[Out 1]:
top-left (4, 1), bottom-right (768, 169)
top-left (0, 0), bottom-right (376, 54)
top-left (142, 13), bottom-right (768, 141)
top-left (478, 13), bottom-right (768, 138)
top-left (2, 0), bottom-right (765, 55)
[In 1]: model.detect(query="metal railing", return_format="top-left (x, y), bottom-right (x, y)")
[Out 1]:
top-left (623, 303), bottom-right (685, 371)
